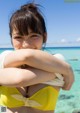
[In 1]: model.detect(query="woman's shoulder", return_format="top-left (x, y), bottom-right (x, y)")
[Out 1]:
top-left (0, 50), bottom-right (13, 69)
top-left (0, 50), bottom-right (13, 56)
top-left (0, 50), bottom-right (13, 60)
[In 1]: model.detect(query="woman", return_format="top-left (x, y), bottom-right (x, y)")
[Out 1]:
top-left (0, 3), bottom-right (74, 113)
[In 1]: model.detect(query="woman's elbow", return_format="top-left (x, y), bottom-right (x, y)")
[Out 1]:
top-left (65, 63), bottom-right (74, 76)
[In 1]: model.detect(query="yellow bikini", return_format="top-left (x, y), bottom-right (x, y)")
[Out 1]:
top-left (0, 86), bottom-right (59, 111)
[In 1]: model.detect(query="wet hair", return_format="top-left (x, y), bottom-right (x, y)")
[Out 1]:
top-left (9, 3), bottom-right (47, 43)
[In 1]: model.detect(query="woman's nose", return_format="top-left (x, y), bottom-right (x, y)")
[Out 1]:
top-left (22, 40), bottom-right (34, 49)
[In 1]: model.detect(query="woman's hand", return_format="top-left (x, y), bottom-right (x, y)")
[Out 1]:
top-left (62, 66), bottom-right (74, 90)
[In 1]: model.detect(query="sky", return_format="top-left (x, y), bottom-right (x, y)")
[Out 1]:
top-left (0, 0), bottom-right (80, 47)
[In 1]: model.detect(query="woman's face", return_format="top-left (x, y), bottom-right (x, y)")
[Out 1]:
top-left (11, 29), bottom-right (44, 50)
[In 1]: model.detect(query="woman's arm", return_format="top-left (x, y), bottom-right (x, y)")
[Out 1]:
top-left (4, 49), bottom-right (71, 75)
top-left (3, 49), bottom-right (74, 90)
top-left (0, 68), bottom-right (56, 87)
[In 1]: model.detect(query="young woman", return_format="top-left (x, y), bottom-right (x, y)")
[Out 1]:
top-left (0, 3), bottom-right (74, 113)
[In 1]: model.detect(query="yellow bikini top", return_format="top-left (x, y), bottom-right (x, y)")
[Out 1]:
top-left (0, 86), bottom-right (59, 111)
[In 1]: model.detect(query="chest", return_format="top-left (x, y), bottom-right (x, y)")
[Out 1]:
top-left (16, 84), bottom-right (48, 97)
top-left (16, 87), bottom-right (28, 97)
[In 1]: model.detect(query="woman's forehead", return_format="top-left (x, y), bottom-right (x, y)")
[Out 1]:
top-left (12, 27), bottom-right (33, 35)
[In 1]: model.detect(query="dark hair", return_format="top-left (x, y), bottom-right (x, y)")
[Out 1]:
top-left (9, 3), bottom-right (47, 43)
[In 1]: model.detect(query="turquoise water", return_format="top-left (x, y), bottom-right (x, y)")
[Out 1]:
top-left (45, 47), bottom-right (80, 113)
top-left (0, 47), bottom-right (80, 113)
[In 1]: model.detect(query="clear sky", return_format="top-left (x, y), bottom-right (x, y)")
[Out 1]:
top-left (0, 0), bottom-right (80, 47)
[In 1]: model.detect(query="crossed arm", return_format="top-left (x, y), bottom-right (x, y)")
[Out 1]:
top-left (0, 49), bottom-right (74, 89)
top-left (0, 67), bottom-right (56, 87)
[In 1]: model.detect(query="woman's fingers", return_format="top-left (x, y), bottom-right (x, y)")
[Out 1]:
top-left (62, 74), bottom-right (74, 90)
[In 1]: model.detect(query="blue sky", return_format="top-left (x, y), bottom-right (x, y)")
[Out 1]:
top-left (0, 0), bottom-right (80, 47)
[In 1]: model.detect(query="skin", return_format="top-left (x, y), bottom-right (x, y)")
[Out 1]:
top-left (4, 29), bottom-right (74, 90)
top-left (0, 29), bottom-right (74, 113)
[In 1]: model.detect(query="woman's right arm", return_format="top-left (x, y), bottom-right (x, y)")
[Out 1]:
top-left (3, 49), bottom-right (74, 90)
top-left (0, 68), bottom-right (56, 87)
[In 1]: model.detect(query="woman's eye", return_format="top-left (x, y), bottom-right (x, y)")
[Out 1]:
top-left (14, 36), bottom-right (21, 39)
top-left (30, 35), bottom-right (39, 39)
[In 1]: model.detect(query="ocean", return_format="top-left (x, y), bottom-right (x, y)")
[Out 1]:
top-left (0, 47), bottom-right (80, 113)
top-left (45, 47), bottom-right (80, 113)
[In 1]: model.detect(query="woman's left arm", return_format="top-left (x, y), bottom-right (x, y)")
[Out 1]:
top-left (4, 49), bottom-right (71, 75)
top-left (4, 49), bottom-right (74, 90)
top-left (22, 49), bottom-right (74, 90)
